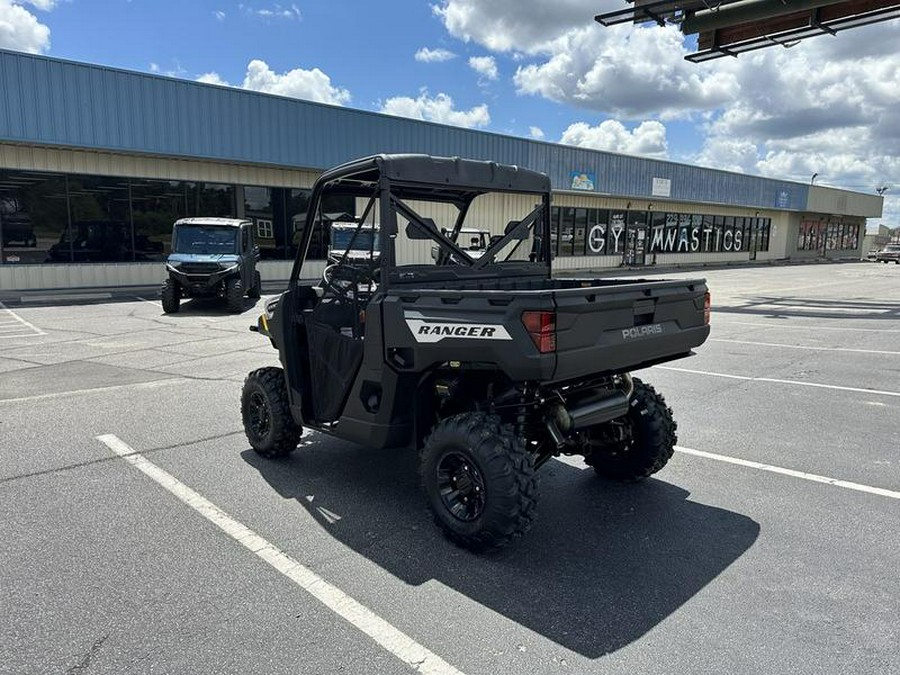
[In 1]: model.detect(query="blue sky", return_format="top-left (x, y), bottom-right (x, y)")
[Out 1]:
top-left (2, 0), bottom-right (899, 225)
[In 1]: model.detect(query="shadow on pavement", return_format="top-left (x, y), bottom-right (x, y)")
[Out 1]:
top-left (714, 295), bottom-right (900, 321)
top-left (242, 438), bottom-right (760, 659)
top-left (162, 296), bottom-right (262, 317)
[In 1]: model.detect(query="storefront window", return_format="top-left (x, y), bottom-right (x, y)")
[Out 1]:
top-left (57, 175), bottom-right (132, 262)
top-left (709, 216), bottom-right (723, 252)
top-left (131, 180), bottom-right (189, 260)
top-left (609, 210), bottom-right (626, 254)
top-left (587, 209), bottom-right (609, 255)
top-left (286, 188), bottom-right (312, 259)
top-left (559, 207), bottom-right (575, 257)
top-left (572, 208), bottom-right (587, 256)
top-left (188, 182), bottom-right (235, 217)
top-left (244, 186), bottom-right (278, 258)
top-left (0, 171), bottom-right (69, 264)
top-left (648, 212), bottom-right (666, 253)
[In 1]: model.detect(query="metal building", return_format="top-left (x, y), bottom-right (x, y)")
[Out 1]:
top-left (0, 49), bottom-right (883, 292)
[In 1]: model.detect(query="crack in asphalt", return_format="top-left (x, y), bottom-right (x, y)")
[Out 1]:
top-left (0, 430), bottom-right (245, 485)
top-left (65, 633), bottom-right (108, 674)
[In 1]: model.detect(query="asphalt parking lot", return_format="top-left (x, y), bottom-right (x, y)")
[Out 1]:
top-left (1, 262), bottom-right (898, 675)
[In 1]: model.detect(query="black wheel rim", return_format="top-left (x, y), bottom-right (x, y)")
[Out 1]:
top-left (436, 451), bottom-right (486, 522)
top-left (247, 391), bottom-right (271, 441)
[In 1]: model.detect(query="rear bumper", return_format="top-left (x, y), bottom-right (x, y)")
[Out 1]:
top-left (553, 324), bottom-right (711, 381)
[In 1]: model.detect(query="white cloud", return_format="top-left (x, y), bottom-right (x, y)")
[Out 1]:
top-left (195, 60), bottom-right (351, 105)
top-left (434, 0), bottom-right (900, 226)
top-left (692, 24), bottom-right (900, 226)
top-left (239, 3), bottom-right (300, 20)
top-left (21, 0), bottom-right (56, 10)
top-left (415, 47), bottom-right (456, 63)
top-left (242, 59), bottom-right (349, 104)
top-left (149, 62), bottom-right (160, 73)
top-left (513, 25), bottom-right (738, 119)
top-left (435, 2), bottom-right (736, 119)
top-left (468, 55), bottom-right (497, 80)
top-left (214, 10), bottom-right (226, 21)
top-left (381, 91), bottom-right (490, 128)
top-left (529, 126), bottom-right (545, 140)
top-left (560, 120), bottom-right (668, 159)
top-left (0, 0), bottom-right (51, 53)
top-left (433, 0), bottom-right (593, 54)
top-left (196, 71), bottom-right (229, 86)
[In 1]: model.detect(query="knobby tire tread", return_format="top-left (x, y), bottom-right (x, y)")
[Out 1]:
top-left (242, 366), bottom-right (302, 458)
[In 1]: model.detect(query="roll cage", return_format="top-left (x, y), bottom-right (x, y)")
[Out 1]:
top-left (288, 154), bottom-right (554, 291)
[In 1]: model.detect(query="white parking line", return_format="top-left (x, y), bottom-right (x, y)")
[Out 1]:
top-left (0, 379), bottom-right (185, 404)
top-left (0, 301), bottom-right (45, 336)
top-left (713, 319), bottom-right (900, 333)
top-left (676, 446), bottom-right (900, 500)
top-left (20, 292), bottom-right (112, 303)
top-left (709, 338), bottom-right (900, 356)
top-left (96, 434), bottom-right (466, 675)
top-left (656, 365), bottom-right (900, 398)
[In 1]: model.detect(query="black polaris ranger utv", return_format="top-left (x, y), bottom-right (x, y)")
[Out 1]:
top-left (241, 154), bottom-right (711, 551)
top-left (162, 217), bottom-right (261, 313)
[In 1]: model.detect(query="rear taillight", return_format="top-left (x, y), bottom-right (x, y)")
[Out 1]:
top-left (704, 292), bottom-right (711, 325)
top-left (522, 310), bottom-right (556, 353)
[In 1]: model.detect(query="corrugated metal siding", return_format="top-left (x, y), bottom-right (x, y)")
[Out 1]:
top-left (1, 49), bottom-right (863, 215)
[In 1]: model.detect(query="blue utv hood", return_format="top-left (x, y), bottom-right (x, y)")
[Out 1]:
top-left (167, 253), bottom-right (240, 265)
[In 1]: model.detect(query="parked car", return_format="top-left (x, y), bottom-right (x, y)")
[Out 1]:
top-left (875, 244), bottom-right (900, 264)
top-left (865, 249), bottom-right (879, 261)
top-left (46, 220), bottom-right (133, 262)
top-left (1, 213), bottom-right (37, 247)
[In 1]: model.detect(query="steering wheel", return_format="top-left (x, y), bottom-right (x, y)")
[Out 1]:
top-left (321, 262), bottom-right (377, 303)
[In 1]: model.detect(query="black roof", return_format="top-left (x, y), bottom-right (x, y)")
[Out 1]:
top-left (317, 154), bottom-right (551, 194)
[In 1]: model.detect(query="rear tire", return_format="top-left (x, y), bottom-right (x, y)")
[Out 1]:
top-left (584, 378), bottom-right (676, 481)
top-left (241, 367), bottom-right (302, 458)
top-left (226, 277), bottom-right (244, 312)
top-left (161, 278), bottom-right (180, 314)
top-left (248, 270), bottom-right (262, 299)
top-left (420, 413), bottom-right (538, 552)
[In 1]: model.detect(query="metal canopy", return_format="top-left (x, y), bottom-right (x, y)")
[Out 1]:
top-left (595, 0), bottom-right (900, 61)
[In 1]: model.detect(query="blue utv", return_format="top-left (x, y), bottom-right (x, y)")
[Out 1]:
top-left (161, 217), bottom-right (262, 313)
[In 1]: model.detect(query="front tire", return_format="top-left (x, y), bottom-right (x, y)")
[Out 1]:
top-left (241, 367), bottom-right (302, 458)
top-left (161, 278), bottom-right (180, 314)
top-left (225, 277), bottom-right (244, 312)
top-left (584, 378), bottom-right (676, 481)
top-left (420, 413), bottom-right (538, 552)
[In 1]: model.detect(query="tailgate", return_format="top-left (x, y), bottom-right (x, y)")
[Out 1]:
top-left (552, 279), bottom-right (709, 381)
